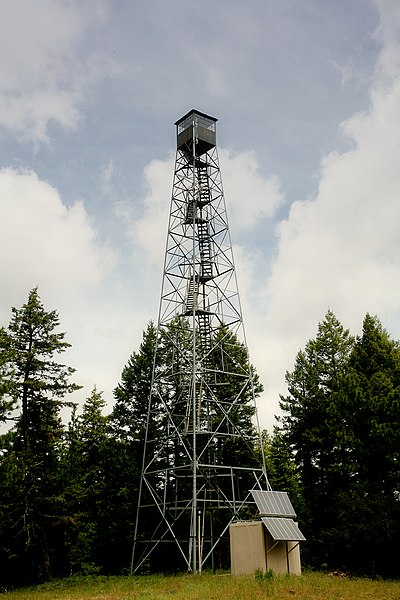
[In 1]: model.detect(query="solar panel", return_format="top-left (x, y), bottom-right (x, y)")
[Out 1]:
top-left (250, 490), bottom-right (296, 517)
top-left (262, 517), bottom-right (306, 542)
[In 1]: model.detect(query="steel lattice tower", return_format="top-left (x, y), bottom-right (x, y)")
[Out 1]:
top-left (132, 109), bottom-right (269, 574)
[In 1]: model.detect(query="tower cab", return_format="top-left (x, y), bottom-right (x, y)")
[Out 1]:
top-left (175, 109), bottom-right (217, 157)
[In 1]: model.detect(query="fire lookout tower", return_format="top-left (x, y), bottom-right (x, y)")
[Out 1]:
top-left (131, 110), bottom-right (270, 573)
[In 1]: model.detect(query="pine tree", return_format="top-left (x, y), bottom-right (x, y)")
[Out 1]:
top-left (64, 387), bottom-right (110, 574)
top-left (107, 322), bottom-right (159, 573)
top-left (279, 310), bottom-right (354, 568)
top-left (338, 315), bottom-right (400, 576)
top-left (0, 288), bottom-right (80, 584)
top-left (279, 310), bottom-right (400, 576)
top-left (111, 321), bottom-right (158, 458)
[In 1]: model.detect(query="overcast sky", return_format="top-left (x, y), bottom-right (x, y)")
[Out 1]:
top-left (1, 0), bottom-right (399, 429)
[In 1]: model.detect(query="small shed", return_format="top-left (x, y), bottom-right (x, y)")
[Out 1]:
top-left (230, 491), bottom-right (305, 576)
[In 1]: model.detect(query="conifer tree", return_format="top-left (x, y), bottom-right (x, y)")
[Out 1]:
top-left (279, 310), bottom-right (354, 567)
top-left (0, 288), bottom-right (80, 584)
top-left (279, 310), bottom-right (400, 576)
top-left (64, 387), bottom-right (110, 574)
top-left (107, 322), bottom-right (159, 572)
top-left (111, 321), bottom-right (158, 457)
top-left (338, 314), bottom-right (400, 575)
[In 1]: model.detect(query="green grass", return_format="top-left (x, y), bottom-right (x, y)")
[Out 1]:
top-left (1, 571), bottom-right (400, 600)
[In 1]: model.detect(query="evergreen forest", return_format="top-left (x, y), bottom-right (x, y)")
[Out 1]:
top-left (0, 290), bottom-right (399, 587)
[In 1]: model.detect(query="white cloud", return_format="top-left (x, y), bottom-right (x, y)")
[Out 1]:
top-left (0, 167), bottom-right (115, 317)
top-left (219, 148), bottom-right (284, 233)
top-left (267, 76), bottom-right (400, 337)
top-left (0, 0), bottom-right (108, 142)
top-left (129, 155), bottom-right (174, 266)
top-left (255, 2), bottom-right (400, 428)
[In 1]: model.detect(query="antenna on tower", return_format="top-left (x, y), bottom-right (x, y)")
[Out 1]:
top-left (131, 109), bottom-right (270, 574)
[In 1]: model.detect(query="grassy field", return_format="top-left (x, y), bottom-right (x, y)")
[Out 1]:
top-left (1, 571), bottom-right (400, 600)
